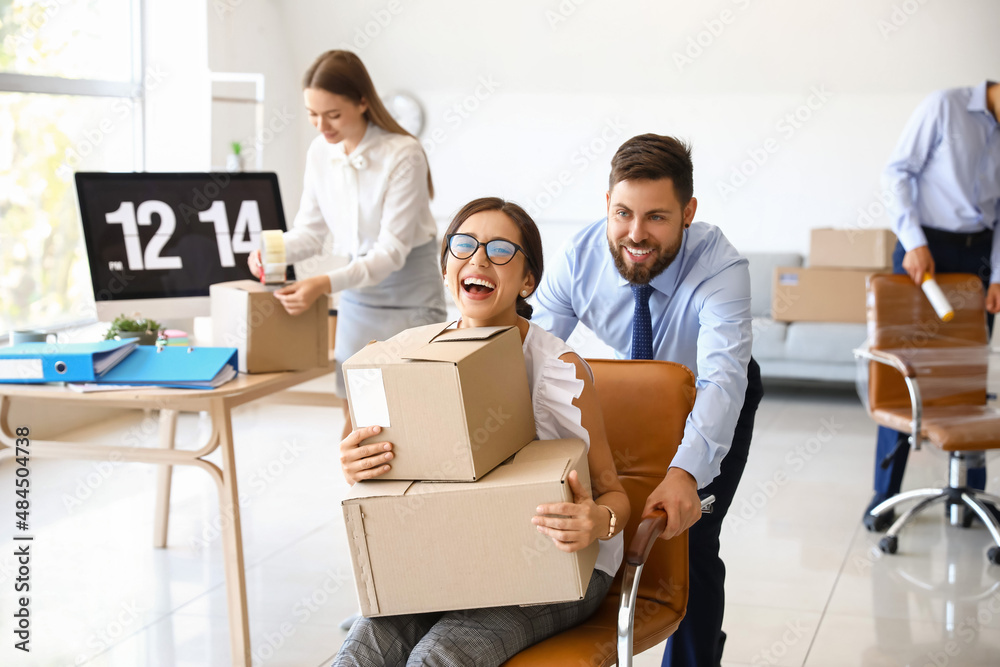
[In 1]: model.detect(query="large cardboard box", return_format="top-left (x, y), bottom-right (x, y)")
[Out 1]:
top-left (342, 438), bottom-right (599, 617)
top-left (772, 267), bottom-right (871, 323)
top-left (809, 228), bottom-right (896, 270)
top-left (210, 280), bottom-right (329, 373)
top-left (342, 322), bottom-right (536, 481)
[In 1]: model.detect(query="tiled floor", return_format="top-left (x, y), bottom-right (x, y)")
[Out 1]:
top-left (2, 375), bottom-right (1000, 666)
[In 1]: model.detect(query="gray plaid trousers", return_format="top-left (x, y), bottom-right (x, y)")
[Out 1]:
top-left (332, 568), bottom-right (613, 667)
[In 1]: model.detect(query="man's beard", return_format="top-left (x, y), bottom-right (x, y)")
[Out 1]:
top-left (608, 239), bottom-right (679, 284)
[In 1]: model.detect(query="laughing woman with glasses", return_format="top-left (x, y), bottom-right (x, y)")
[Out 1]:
top-left (332, 197), bottom-right (630, 667)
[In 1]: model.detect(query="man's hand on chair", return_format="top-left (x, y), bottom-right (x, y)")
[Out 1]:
top-left (987, 283), bottom-right (1000, 315)
top-left (643, 467), bottom-right (701, 540)
top-left (901, 245), bottom-right (934, 286)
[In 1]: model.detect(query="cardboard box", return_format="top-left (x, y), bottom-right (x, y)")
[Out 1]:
top-left (809, 228), bottom-right (896, 270)
top-left (210, 280), bottom-right (329, 373)
top-left (342, 322), bottom-right (536, 481)
top-left (342, 438), bottom-right (599, 617)
top-left (772, 267), bottom-right (872, 323)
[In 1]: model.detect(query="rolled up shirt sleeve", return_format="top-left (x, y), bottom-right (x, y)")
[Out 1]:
top-left (531, 240), bottom-right (581, 341)
top-left (668, 260), bottom-right (753, 489)
top-left (283, 161), bottom-right (329, 264)
top-left (326, 145), bottom-right (429, 294)
top-left (883, 92), bottom-right (946, 252)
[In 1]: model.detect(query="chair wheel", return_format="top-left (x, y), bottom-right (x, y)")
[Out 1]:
top-left (879, 535), bottom-right (898, 554)
top-left (988, 547), bottom-right (1000, 566)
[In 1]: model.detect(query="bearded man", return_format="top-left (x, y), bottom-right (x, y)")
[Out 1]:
top-left (533, 133), bottom-right (762, 667)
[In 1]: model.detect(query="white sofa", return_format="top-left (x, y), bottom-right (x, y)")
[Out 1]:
top-left (746, 252), bottom-right (868, 384)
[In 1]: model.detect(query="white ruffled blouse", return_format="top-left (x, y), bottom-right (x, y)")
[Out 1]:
top-left (522, 321), bottom-right (624, 577)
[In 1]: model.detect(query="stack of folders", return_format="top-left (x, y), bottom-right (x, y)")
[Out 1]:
top-left (0, 339), bottom-right (138, 383)
top-left (0, 340), bottom-right (238, 390)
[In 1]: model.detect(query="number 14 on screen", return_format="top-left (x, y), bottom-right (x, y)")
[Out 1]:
top-left (105, 199), bottom-right (262, 271)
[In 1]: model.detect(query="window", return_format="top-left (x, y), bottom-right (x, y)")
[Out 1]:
top-left (0, 0), bottom-right (143, 334)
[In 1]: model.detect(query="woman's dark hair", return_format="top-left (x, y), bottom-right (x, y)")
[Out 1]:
top-left (303, 50), bottom-right (434, 198)
top-left (440, 197), bottom-right (544, 319)
top-left (609, 133), bottom-right (693, 205)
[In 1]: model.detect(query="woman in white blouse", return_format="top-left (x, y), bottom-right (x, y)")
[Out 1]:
top-left (249, 51), bottom-right (445, 436)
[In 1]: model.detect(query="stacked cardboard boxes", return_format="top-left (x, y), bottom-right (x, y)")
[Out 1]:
top-left (772, 228), bottom-right (896, 323)
top-left (341, 322), bottom-right (598, 616)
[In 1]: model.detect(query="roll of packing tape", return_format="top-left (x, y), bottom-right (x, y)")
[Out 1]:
top-left (260, 230), bottom-right (287, 285)
top-left (921, 274), bottom-right (954, 322)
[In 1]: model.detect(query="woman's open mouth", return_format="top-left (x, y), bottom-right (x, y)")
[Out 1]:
top-left (462, 276), bottom-right (496, 300)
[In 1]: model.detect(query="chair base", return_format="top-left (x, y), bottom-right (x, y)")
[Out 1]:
top-left (868, 487), bottom-right (1000, 564)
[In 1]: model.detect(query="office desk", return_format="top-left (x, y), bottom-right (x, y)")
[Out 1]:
top-left (0, 363), bottom-right (336, 666)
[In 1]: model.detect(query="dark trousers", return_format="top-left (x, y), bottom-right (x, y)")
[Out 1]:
top-left (662, 357), bottom-right (763, 667)
top-left (873, 229), bottom-right (994, 499)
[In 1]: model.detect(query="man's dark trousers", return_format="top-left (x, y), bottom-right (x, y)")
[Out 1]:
top-left (873, 229), bottom-right (994, 502)
top-left (662, 357), bottom-right (763, 667)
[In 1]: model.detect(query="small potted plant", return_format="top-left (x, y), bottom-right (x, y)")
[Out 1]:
top-left (226, 141), bottom-right (243, 172)
top-left (104, 314), bottom-right (162, 345)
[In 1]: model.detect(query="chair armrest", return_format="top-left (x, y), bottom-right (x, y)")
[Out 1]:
top-left (853, 346), bottom-right (916, 378)
top-left (625, 511), bottom-right (667, 566)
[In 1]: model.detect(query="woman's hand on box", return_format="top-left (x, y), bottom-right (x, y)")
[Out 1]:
top-left (248, 249), bottom-right (263, 279)
top-left (340, 425), bottom-right (393, 485)
top-left (532, 470), bottom-right (605, 553)
top-left (274, 275), bottom-right (331, 316)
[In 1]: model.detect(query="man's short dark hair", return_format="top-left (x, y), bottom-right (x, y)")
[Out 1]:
top-left (609, 134), bottom-right (694, 204)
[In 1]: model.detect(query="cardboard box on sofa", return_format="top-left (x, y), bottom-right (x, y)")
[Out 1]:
top-left (772, 267), bottom-right (872, 323)
top-left (809, 228), bottom-right (896, 270)
top-left (342, 322), bottom-right (536, 482)
top-left (210, 280), bottom-right (329, 373)
top-left (342, 438), bottom-right (599, 617)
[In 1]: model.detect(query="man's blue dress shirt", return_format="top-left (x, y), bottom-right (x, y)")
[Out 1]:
top-left (532, 219), bottom-right (753, 489)
top-left (883, 80), bottom-right (1000, 283)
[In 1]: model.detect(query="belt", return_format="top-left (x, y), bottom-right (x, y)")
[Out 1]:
top-left (921, 225), bottom-right (994, 248)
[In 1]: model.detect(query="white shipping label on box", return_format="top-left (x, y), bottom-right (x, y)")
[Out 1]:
top-left (346, 368), bottom-right (391, 427)
top-left (778, 272), bottom-right (800, 286)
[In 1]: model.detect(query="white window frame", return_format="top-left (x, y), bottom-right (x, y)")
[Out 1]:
top-left (0, 0), bottom-right (146, 336)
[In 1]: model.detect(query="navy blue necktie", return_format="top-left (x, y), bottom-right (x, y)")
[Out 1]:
top-left (631, 283), bottom-right (653, 360)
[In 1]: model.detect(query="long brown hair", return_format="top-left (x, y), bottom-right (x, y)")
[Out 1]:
top-left (440, 198), bottom-right (544, 319)
top-left (303, 50), bottom-right (434, 198)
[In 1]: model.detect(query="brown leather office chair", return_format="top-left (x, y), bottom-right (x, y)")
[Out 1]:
top-left (503, 359), bottom-right (696, 667)
top-left (854, 273), bottom-right (1000, 565)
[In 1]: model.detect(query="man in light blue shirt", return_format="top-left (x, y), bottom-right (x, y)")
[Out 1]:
top-left (866, 81), bottom-right (1000, 531)
top-left (533, 134), bottom-right (761, 667)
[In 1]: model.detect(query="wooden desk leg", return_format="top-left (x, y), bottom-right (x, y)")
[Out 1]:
top-left (153, 409), bottom-right (178, 549)
top-left (211, 400), bottom-right (251, 666)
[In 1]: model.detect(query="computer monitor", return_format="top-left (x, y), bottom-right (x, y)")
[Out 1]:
top-left (75, 172), bottom-right (290, 324)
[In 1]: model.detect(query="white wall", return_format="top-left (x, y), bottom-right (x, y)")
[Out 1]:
top-left (145, 0), bottom-right (210, 170)
top-left (207, 0), bottom-right (999, 259)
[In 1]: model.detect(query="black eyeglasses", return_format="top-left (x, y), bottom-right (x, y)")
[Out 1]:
top-left (446, 233), bottom-right (533, 268)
